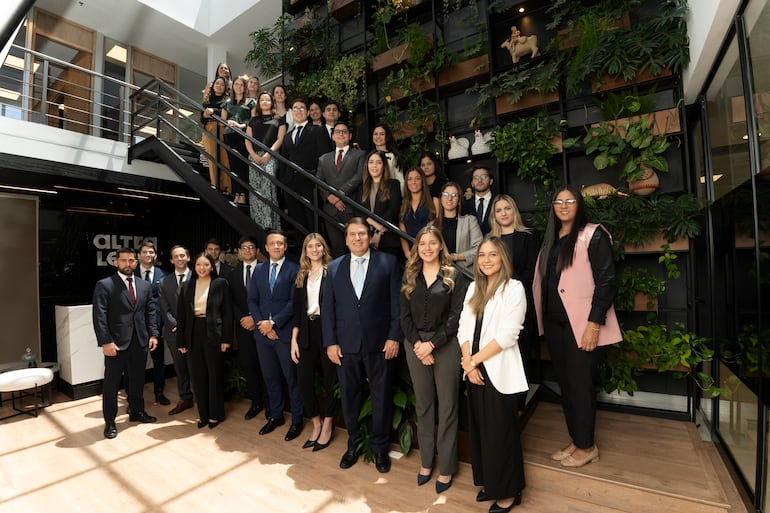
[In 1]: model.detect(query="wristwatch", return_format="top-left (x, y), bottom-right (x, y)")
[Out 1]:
top-left (469, 358), bottom-right (477, 368)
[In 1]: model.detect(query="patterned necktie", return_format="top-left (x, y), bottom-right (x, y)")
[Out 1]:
top-left (245, 264), bottom-right (252, 287)
top-left (336, 149), bottom-right (343, 171)
top-left (127, 277), bottom-right (136, 305)
top-left (353, 257), bottom-right (365, 298)
top-left (269, 263), bottom-right (277, 292)
top-left (477, 197), bottom-right (485, 226)
top-left (294, 125), bottom-right (303, 145)
top-left (178, 274), bottom-right (184, 288)
top-left (144, 269), bottom-right (151, 282)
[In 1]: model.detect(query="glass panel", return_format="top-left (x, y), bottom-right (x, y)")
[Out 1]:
top-left (745, 0), bottom-right (770, 176)
top-left (101, 38), bottom-right (127, 141)
top-left (0, 19), bottom-right (27, 120)
top-left (706, 37), bottom-right (751, 200)
top-left (719, 362), bottom-right (758, 494)
top-left (33, 35), bottom-right (93, 135)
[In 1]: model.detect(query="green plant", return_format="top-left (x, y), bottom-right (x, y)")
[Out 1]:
top-left (490, 113), bottom-right (565, 196)
top-left (468, 58), bottom-right (561, 111)
top-left (615, 266), bottom-right (665, 311)
top-left (354, 379), bottom-right (417, 461)
top-left (564, 92), bottom-right (674, 183)
top-left (601, 321), bottom-right (719, 397)
top-left (721, 325), bottom-right (770, 377)
top-left (293, 54), bottom-right (366, 114)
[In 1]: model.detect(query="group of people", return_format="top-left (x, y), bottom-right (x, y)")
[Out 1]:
top-left (92, 180), bottom-right (621, 512)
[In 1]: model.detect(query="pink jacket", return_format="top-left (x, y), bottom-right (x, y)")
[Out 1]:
top-left (532, 223), bottom-right (622, 348)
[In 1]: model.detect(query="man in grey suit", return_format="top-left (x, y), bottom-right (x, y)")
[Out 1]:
top-left (158, 245), bottom-right (194, 415)
top-left (92, 247), bottom-right (158, 439)
top-left (317, 120), bottom-right (366, 257)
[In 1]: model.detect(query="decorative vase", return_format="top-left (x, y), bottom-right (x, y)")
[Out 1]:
top-left (628, 167), bottom-right (659, 195)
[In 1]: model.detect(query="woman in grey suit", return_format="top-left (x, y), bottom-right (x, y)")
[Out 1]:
top-left (177, 253), bottom-right (233, 429)
top-left (438, 181), bottom-right (483, 272)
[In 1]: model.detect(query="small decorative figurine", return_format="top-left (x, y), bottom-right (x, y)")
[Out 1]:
top-left (471, 128), bottom-right (493, 155)
top-left (501, 26), bottom-right (539, 64)
top-left (580, 183), bottom-right (627, 199)
top-left (448, 135), bottom-right (470, 160)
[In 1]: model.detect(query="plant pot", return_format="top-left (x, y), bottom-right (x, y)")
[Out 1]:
top-left (558, 11), bottom-right (631, 49)
top-left (592, 108), bottom-right (681, 138)
top-left (628, 167), bottom-right (660, 195)
top-left (329, 0), bottom-right (359, 21)
top-left (388, 76), bottom-right (435, 101)
top-left (624, 232), bottom-right (689, 253)
top-left (592, 67), bottom-right (673, 93)
top-left (394, 119), bottom-right (434, 140)
top-left (495, 90), bottom-right (559, 115)
top-left (632, 293), bottom-right (658, 312)
top-left (438, 54), bottom-right (489, 88)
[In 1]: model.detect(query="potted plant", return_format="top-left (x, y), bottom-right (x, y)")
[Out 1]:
top-left (293, 54), bottom-right (366, 114)
top-left (615, 266), bottom-right (665, 312)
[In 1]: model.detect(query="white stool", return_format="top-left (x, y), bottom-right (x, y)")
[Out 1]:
top-left (0, 368), bottom-right (54, 420)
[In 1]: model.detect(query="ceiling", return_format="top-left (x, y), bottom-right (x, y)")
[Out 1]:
top-left (31, 0), bottom-right (282, 77)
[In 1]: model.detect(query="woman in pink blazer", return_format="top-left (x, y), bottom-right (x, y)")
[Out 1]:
top-left (532, 184), bottom-right (621, 469)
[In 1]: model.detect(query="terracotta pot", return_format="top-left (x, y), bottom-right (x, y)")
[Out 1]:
top-left (592, 68), bottom-right (673, 93)
top-left (388, 76), bottom-right (435, 101)
top-left (438, 55), bottom-right (489, 88)
top-left (495, 90), bottom-right (558, 115)
top-left (624, 232), bottom-right (689, 253)
top-left (628, 167), bottom-right (660, 195)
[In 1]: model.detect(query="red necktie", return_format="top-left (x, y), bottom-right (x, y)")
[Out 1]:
top-left (127, 277), bottom-right (136, 305)
top-left (336, 149), bottom-right (343, 171)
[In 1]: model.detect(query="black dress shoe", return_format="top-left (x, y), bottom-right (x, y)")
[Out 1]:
top-left (259, 417), bottom-right (285, 435)
top-left (155, 393), bottom-right (171, 406)
top-left (435, 476), bottom-right (453, 493)
top-left (197, 420), bottom-right (209, 429)
top-left (476, 489), bottom-right (490, 502)
top-left (128, 411), bottom-right (157, 423)
top-left (285, 422), bottom-right (303, 441)
top-left (168, 399), bottom-right (193, 415)
top-left (208, 419), bottom-right (221, 430)
top-left (244, 403), bottom-right (264, 420)
top-left (375, 452), bottom-right (391, 473)
top-left (104, 422), bottom-right (117, 439)
top-left (339, 449), bottom-right (359, 469)
top-left (417, 472), bottom-right (432, 486)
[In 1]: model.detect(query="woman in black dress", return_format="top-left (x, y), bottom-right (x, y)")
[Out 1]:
top-left (354, 149), bottom-right (403, 259)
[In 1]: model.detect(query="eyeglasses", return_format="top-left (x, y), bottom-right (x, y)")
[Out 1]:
top-left (552, 199), bottom-right (578, 207)
top-left (333, 129), bottom-right (349, 135)
top-left (441, 192), bottom-right (459, 198)
top-left (472, 175), bottom-right (490, 181)
top-left (292, 106), bottom-right (306, 111)
top-left (240, 245), bottom-right (256, 251)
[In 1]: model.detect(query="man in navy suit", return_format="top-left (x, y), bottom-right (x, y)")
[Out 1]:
top-left (247, 229), bottom-right (303, 441)
top-left (323, 218), bottom-right (402, 473)
top-left (464, 165), bottom-right (494, 235)
top-left (316, 120), bottom-right (366, 257)
top-left (92, 247), bottom-right (158, 439)
top-left (280, 98), bottom-right (333, 230)
top-left (135, 240), bottom-right (169, 405)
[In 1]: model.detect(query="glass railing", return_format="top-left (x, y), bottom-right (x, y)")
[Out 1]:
top-left (0, 43), bottom-right (202, 145)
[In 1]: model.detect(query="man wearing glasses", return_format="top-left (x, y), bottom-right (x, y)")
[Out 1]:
top-left (280, 99), bottom-right (333, 230)
top-left (317, 120), bottom-right (366, 256)
top-left (464, 165), bottom-right (494, 234)
top-left (227, 235), bottom-right (266, 420)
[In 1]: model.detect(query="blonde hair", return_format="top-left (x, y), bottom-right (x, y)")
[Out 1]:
top-left (488, 194), bottom-right (530, 237)
top-left (295, 233), bottom-right (331, 287)
top-left (467, 236), bottom-right (513, 317)
top-left (401, 224), bottom-right (456, 299)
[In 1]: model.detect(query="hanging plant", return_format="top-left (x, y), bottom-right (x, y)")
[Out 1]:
top-left (293, 54), bottom-right (367, 113)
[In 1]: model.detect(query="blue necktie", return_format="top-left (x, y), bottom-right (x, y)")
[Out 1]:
top-left (353, 257), bottom-right (365, 298)
top-left (294, 125), bottom-right (303, 145)
top-left (269, 263), bottom-right (277, 292)
top-left (476, 197), bottom-right (485, 226)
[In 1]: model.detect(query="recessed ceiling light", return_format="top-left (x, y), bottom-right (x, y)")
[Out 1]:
top-left (0, 88), bottom-right (20, 101)
top-left (106, 44), bottom-right (127, 63)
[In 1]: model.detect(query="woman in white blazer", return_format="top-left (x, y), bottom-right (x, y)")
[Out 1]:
top-left (458, 235), bottom-right (527, 513)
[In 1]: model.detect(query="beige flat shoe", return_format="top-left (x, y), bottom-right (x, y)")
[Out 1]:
top-left (560, 446), bottom-right (599, 468)
top-left (550, 443), bottom-right (576, 461)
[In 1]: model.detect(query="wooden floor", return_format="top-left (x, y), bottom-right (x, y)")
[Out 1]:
top-left (0, 385), bottom-right (750, 513)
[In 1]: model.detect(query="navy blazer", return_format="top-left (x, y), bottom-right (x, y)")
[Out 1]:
top-left (135, 266), bottom-right (167, 330)
top-left (464, 196), bottom-right (492, 235)
top-left (247, 259), bottom-right (300, 343)
top-left (322, 250), bottom-right (403, 354)
top-left (92, 273), bottom-right (158, 350)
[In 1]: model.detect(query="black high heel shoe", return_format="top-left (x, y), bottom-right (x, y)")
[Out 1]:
top-left (302, 436), bottom-right (319, 449)
top-left (488, 494), bottom-right (522, 513)
top-left (312, 435), bottom-right (333, 452)
top-left (197, 420), bottom-right (208, 429)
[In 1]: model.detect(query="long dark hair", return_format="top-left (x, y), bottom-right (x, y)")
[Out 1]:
top-left (362, 149), bottom-right (392, 202)
top-left (372, 123), bottom-right (402, 170)
top-left (192, 253), bottom-right (219, 280)
top-left (537, 184), bottom-right (589, 277)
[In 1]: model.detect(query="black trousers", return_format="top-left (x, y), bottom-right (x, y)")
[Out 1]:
top-left (337, 349), bottom-right (394, 454)
top-left (166, 337), bottom-right (193, 401)
top-left (149, 336), bottom-right (165, 395)
top-left (236, 325), bottom-right (265, 407)
top-left (296, 317), bottom-right (339, 419)
top-left (467, 366), bottom-right (525, 500)
top-left (102, 333), bottom-right (147, 423)
top-left (188, 318), bottom-right (226, 421)
top-left (543, 317), bottom-right (605, 449)
top-left (224, 132), bottom-right (248, 195)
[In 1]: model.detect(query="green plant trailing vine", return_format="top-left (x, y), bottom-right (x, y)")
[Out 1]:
top-left (615, 266), bottom-right (666, 311)
top-left (293, 54), bottom-right (366, 114)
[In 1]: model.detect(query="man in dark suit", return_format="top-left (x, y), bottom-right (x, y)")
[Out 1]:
top-left (205, 238), bottom-right (234, 279)
top-left (92, 247), bottom-right (158, 439)
top-left (316, 120), bottom-right (366, 257)
top-left (464, 165), bottom-right (494, 235)
top-left (323, 218), bottom-right (403, 473)
top-left (280, 98), bottom-right (333, 230)
top-left (135, 239), bottom-right (169, 405)
top-left (247, 229), bottom-right (304, 441)
top-left (227, 235), bottom-right (265, 420)
top-left (157, 245), bottom-right (193, 415)
top-left (322, 100), bottom-right (341, 142)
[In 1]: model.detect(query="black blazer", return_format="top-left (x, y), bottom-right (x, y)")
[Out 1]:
top-left (353, 179), bottom-right (402, 253)
top-left (92, 273), bottom-right (157, 350)
top-left (226, 262), bottom-right (257, 347)
top-left (176, 277), bottom-right (233, 349)
top-left (157, 270), bottom-right (190, 343)
top-left (280, 124), bottom-right (332, 183)
top-left (292, 273), bottom-right (325, 350)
